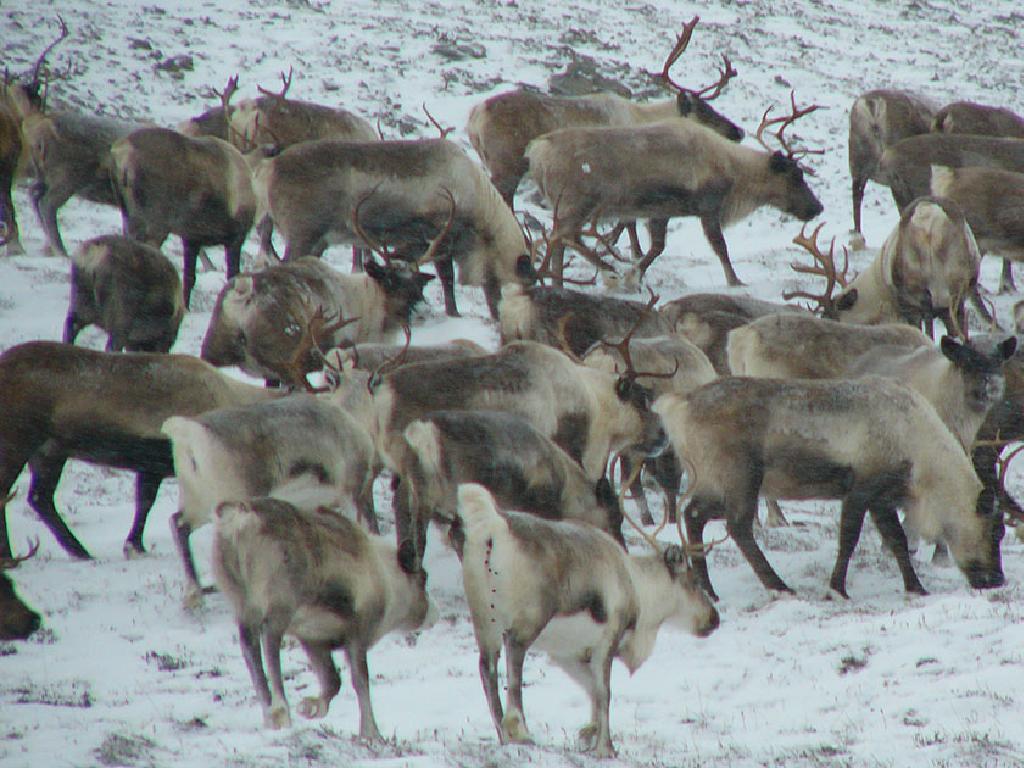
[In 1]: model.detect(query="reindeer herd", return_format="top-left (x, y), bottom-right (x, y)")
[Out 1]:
top-left (4, 12), bottom-right (1024, 759)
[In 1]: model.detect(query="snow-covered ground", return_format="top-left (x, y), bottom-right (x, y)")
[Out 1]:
top-left (3, 1), bottom-right (1024, 766)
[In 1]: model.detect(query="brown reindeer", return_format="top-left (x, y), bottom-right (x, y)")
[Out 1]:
top-left (525, 92), bottom-right (823, 286)
top-left (932, 101), bottom-right (1024, 139)
top-left (848, 89), bottom-right (936, 247)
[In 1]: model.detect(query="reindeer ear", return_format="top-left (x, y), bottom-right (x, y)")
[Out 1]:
top-left (676, 92), bottom-right (695, 115)
top-left (515, 253), bottom-right (538, 282)
top-left (769, 151), bottom-right (790, 173)
top-left (940, 334), bottom-right (967, 365)
top-left (836, 289), bottom-right (858, 312)
top-left (614, 377), bottom-right (631, 401)
top-left (364, 260), bottom-right (385, 281)
top-left (663, 544), bottom-right (688, 575)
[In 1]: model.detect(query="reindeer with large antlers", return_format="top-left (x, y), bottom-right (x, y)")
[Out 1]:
top-left (466, 16), bottom-right (742, 213)
top-left (525, 91), bottom-right (823, 287)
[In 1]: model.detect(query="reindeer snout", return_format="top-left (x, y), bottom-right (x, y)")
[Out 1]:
top-left (697, 604), bottom-right (720, 638)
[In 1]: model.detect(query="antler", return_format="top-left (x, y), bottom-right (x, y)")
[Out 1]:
top-left (523, 197), bottom-right (601, 287)
top-left (0, 537), bottom-right (40, 570)
top-left (367, 323), bottom-right (412, 392)
top-left (257, 67), bottom-right (293, 100)
top-left (284, 305), bottom-right (360, 392)
top-left (997, 442), bottom-right (1024, 517)
top-left (350, 183), bottom-right (395, 264)
top-left (30, 15), bottom-right (69, 92)
top-left (654, 16), bottom-right (736, 101)
top-left (782, 223), bottom-right (850, 312)
top-left (755, 90), bottom-right (824, 162)
top-left (416, 187), bottom-right (457, 266)
top-left (215, 74), bottom-right (240, 112)
top-left (422, 104), bottom-right (453, 139)
top-left (598, 289), bottom-right (679, 381)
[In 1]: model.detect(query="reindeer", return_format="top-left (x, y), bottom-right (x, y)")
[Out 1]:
top-left (401, 410), bottom-right (624, 546)
top-left (932, 101), bottom-right (1024, 139)
top-left (163, 394), bottom-right (380, 605)
top-left (654, 376), bottom-right (1003, 599)
top-left (369, 340), bottom-right (667, 558)
top-left (930, 165), bottom-right (1024, 292)
top-left (257, 137), bottom-right (531, 318)
top-left (64, 234), bottom-right (184, 353)
top-left (659, 292), bottom-right (806, 374)
top-left (109, 126), bottom-right (256, 308)
top-left (201, 257), bottom-right (433, 387)
top-left (328, 339), bottom-right (485, 374)
top-left (847, 89), bottom-right (936, 247)
top-left (213, 496), bottom-right (434, 737)
top-left (0, 540), bottom-right (41, 640)
top-left (525, 92), bottom-right (823, 286)
top-left (454, 483), bottom-right (718, 757)
top-left (0, 342), bottom-right (276, 560)
top-left (467, 16), bottom-right (742, 209)
top-left (787, 204), bottom-right (982, 339)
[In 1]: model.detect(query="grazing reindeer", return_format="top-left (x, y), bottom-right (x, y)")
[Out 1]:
top-left (525, 92), bottom-right (822, 286)
top-left (932, 101), bottom-right (1024, 139)
top-left (930, 165), bottom-right (1024, 292)
top-left (848, 89), bottom-right (936, 247)
top-left (467, 16), bottom-right (742, 208)
top-left (64, 234), bottom-right (184, 353)
top-left (788, 204), bottom-right (981, 339)
top-left (163, 394), bottom-right (380, 605)
top-left (401, 410), bottom-right (625, 546)
top-left (453, 483), bottom-right (718, 757)
top-left (654, 376), bottom-right (1001, 599)
top-left (0, 342), bottom-right (276, 560)
top-left (201, 257), bottom-right (433, 387)
top-left (0, 540), bottom-right (41, 641)
top-left (213, 497), bottom-right (434, 737)
top-left (110, 127), bottom-right (256, 308)
top-left (257, 137), bottom-right (531, 318)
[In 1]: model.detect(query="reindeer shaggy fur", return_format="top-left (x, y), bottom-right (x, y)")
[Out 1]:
top-left (213, 497), bottom-right (434, 738)
top-left (453, 484), bottom-right (718, 757)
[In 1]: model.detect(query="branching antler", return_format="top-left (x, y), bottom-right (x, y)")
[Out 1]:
top-left (523, 195), bottom-right (602, 286)
top-left (30, 15), bottom-right (69, 91)
top-left (782, 223), bottom-right (850, 313)
top-left (598, 289), bottom-right (679, 382)
top-left (215, 74), bottom-right (240, 111)
top-left (0, 536), bottom-right (39, 569)
top-left (653, 16), bottom-right (736, 102)
top-left (367, 323), bottom-right (412, 392)
top-left (284, 305), bottom-right (360, 392)
top-left (422, 103), bottom-right (453, 139)
top-left (257, 67), bottom-right (293, 100)
top-left (416, 187), bottom-right (457, 266)
top-left (350, 183), bottom-right (395, 264)
top-left (755, 90), bottom-right (824, 163)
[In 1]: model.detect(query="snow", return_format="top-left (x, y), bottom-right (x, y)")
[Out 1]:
top-left (3, 0), bottom-right (1024, 766)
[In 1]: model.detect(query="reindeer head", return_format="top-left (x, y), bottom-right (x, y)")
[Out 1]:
top-left (755, 91), bottom-right (825, 221)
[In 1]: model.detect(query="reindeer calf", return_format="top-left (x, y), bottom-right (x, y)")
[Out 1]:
top-left (454, 484), bottom-right (718, 757)
top-left (65, 235), bottom-right (183, 353)
top-left (932, 101), bottom-right (1024, 139)
top-left (213, 497), bottom-right (434, 737)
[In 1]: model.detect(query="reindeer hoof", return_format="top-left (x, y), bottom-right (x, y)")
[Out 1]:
top-left (358, 724), bottom-right (383, 743)
top-left (848, 232), bottom-right (867, 251)
top-left (264, 704), bottom-right (291, 729)
top-left (298, 697), bottom-right (330, 719)
top-left (577, 724), bottom-right (598, 751)
top-left (182, 585), bottom-right (205, 612)
top-left (122, 542), bottom-right (145, 560)
top-left (501, 711), bottom-right (533, 744)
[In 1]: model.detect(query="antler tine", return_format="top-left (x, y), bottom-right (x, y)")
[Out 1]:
top-left (758, 90), bottom-right (824, 161)
top-left (422, 103), bottom-right (454, 139)
top-left (216, 74), bottom-right (240, 111)
top-left (284, 305), bottom-right (360, 392)
top-left (997, 442), bottom-right (1024, 509)
top-left (351, 182), bottom-right (393, 265)
top-left (782, 223), bottom-right (850, 311)
top-left (417, 187), bottom-right (457, 266)
top-left (30, 15), bottom-right (69, 89)
top-left (692, 54), bottom-right (738, 101)
top-left (0, 537), bottom-right (40, 569)
top-left (655, 16), bottom-right (700, 94)
top-left (598, 289), bottom-right (677, 381)
top-left (616, 451), bottom-right (664, 551)
top-left (258, 67), bottom-right (293, 100)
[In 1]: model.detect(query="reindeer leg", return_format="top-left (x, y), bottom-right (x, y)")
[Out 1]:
top-left (0, 164), bottom-right (22, 255)
top-left (626, 221), bottom-right (644, 261)
top-left (1000, 259), bottom-right (1017, 294)
top-left (350, 245), bottom-right (365, 272)
top-left (830, 492), bottom-right (870, 599)
top-left (684, 498), bottom-right (718, 601)
top-left (181, 239), bottom-right (201, 310)
top-left (651, 450), bottom-right (681, 525)
top-left (621, 454), bottom-right (653, 526)
top-left (727, 487), bottom-right (792, 594)
top-left (30, 178), bottom-right (72, 257)
top-left (345, 640), bottom-right (382, 742)
top-left (123, 471), bottom-right (163, 558)
top-left (356, 485), bottom-right (380, 536)
top-left (262, 616), bottom-right (292, 729)
top-left (851, 175), bottom-right (867, 246)
top-left (870, 504), bottom-right (928, 595)
top-left (0, 447), bottom-right (34, 560)
top-left (631, 218), bottom-right (669, 280)
top-left (257, 215), bottom-right (279, 264)
top-left (479, 646), bottom-right (505, 743)
top-left (297, 641), bottom-right (340, 720)
top-left (702, 216), bottom-right (743, 287)
top-left (501, 634), bottom-right (533, 744)
top-left (224, 238), bottom-right (243, 280)
top-left (27, 445), bottom-right (91, 559)
top-left (238, 622), bottom-right (273, 722)
top-left (435, 256), bottom-right (460, 318)
top-left (170, 510), bottom-right (205, 607)
top-left (588, 638), bottom-right (617, 758)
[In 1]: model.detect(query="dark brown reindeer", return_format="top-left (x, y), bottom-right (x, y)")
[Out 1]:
top-left (525, 91), bottom-right (823, 286)
top-left (932, 101), bottom-right (1024, 139)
